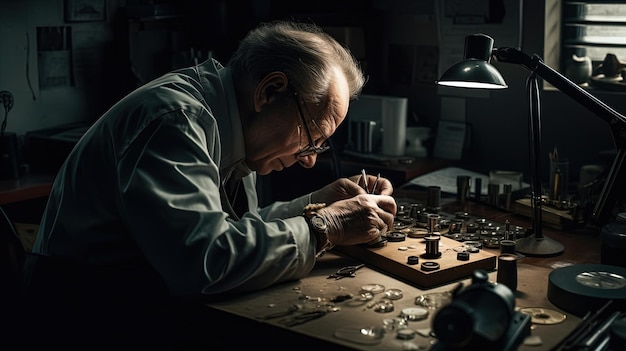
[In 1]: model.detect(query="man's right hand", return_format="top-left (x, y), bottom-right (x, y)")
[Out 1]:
top-left (316, 193), bottom-right (397, 246)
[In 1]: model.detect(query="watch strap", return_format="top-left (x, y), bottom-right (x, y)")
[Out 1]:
top-left (303, 203), bottom-right (334, 258)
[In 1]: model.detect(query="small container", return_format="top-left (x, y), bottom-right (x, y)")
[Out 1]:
top-left (601, 213), bottom-right (626, 268)
top-left (497, 254), bottom-right (518, 292)
top-left (456, 175), bottom-right (471, 203)
top-left (500, 239), bottom-right (516, 254)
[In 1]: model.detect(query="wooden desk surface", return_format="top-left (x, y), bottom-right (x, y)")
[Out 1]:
top-left (1, 173), bottom-right (607, 350)
top-left (206, 191), bottom-right (604, 350)
top-left (207, 254), bottom-right (590, 350)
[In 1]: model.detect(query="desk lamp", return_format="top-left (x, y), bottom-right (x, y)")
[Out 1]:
top-left (437, 33), bottom-right (626, 256)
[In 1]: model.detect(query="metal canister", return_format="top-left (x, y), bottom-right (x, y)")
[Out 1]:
top-left (600, 212), bottom-right (626, 268)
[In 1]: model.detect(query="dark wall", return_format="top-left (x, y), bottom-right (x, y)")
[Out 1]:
top-left (7, 0), bottom-right (622, 203)
top-left (456, 0), bottom-right (619, 187)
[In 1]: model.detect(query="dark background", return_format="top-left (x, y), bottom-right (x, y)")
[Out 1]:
top-left (0, 0), bottom-right (620, 206)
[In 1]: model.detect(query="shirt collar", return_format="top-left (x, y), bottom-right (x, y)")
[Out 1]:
top-left (197, 60), bottom-right (251, 180)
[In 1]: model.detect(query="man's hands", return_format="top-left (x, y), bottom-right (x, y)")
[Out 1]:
top-left (310, 174), bottom-right (393, 204)
top-left (317, 194), bottom-right (396, 247)
top-left (309, 173), bottom-right (397, 247)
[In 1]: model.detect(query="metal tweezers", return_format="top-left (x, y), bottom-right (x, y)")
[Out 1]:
top-left (280, 310), bottom-right (328, 327)
top-left (327, 264), bottom-right (365, 280)
top-left (359, 169), bottom-right (381, 194)
top-left (257, 304), bottom-right (300, 320)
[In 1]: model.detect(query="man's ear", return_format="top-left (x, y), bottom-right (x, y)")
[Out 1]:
top-left (254, 72), bottom-right (289, 112)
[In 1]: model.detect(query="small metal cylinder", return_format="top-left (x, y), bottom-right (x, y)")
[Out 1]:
top-left (409, 203), bottom-right (422, 220)
top-left (488, 183), bottom-right (500, 206)
top-left (424, 234), bottom-right (441, 258)
top-left (503, 183), bottom-right (513, 210)
top-left (456, 175), bottom-right (471, 203)
top-left (474, 177), bottom-right (483, 202)
top-left (427, 213), bottom-right (440, 234)
top-left (426, 186), bottom-right (441, 213)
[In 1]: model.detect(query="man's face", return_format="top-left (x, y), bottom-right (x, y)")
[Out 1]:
top-left (245, 71), bottom-right (350, 175)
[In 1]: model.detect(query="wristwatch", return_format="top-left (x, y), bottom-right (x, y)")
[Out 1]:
top-left (303, 203), bottom-right (333, 258)
top-left (308, 213), bottom-right (328, 234)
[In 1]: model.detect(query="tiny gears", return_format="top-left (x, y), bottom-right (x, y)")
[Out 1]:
top-left (385, 231), bottom-right (407, 242)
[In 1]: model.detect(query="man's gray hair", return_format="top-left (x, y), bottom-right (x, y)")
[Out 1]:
top-left (228, 20), bottom-right (366, 104)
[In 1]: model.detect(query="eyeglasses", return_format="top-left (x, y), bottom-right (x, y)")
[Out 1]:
top-left (294, 94), bottom-right (330, 158)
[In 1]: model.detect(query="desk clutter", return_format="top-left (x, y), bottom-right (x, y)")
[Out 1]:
top-left (209, 186), bottom-right (626, 351)
top-left (332, 189), bottom-right (626, 349)
top-left (336, 195), bottom-right (528, 289)
top-left (399, 161), bottom-right (611, 231)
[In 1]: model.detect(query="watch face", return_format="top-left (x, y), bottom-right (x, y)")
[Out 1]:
top-left (311, 215), bottom-right (328, 232)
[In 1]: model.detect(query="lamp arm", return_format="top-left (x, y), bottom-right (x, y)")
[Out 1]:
top-left (495, 47), bottom-right (626, 225)
top-left (494, 47), bottom-right (626, 149)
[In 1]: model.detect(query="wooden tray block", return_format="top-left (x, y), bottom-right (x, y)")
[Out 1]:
top-left (335, 235), bottom-right (496, 289)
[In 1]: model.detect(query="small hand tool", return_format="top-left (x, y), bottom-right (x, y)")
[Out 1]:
top-left (257, 304), bottom-right (300, 320)
top-left (327, 264), bottom-right (365, 280)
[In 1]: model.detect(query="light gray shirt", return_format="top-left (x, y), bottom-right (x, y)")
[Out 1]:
top-left (32, 59), bottom-right (317, 296)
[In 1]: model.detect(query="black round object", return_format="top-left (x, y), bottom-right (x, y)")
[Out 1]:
top-left (547, 264), bottom-right (626, 317)
top-left (386, 231), bottom-right (407, 242)
top-left (421, 262), bottom-right (440, 271)
top-left (432, 301), bottom-right (474, 348)
top-left (432, 270), bottom-right (515, 348)
top-left (407, 255), bottom-right (419, 265)
top-left (600, 213), bottom-right (626, 268)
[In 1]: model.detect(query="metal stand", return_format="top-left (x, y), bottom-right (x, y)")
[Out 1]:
top-left (515, 73), bottom-right (564, 257)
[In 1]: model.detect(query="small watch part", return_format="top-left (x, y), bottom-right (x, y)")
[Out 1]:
top-left (360, 283), bottom-right (385, 294)
top-left (466, 246), bottom-right (480, 253)
top-left (358, 290), bottom-right (375, 301)
top-left (384, 288), bottom-right (404, 300)
top-left (373, 299), bottom-right (395, 313)
top-left (415, 292), bottom-right (453, 309)
top-left (422, 234), bottom-right (441, 259)
top-left (400, 307), bottom-right (429, 321)
top-left (386, 231), bottom-right (406, 242)
top-left (464, 240), bottom-right (482, 249)
top-left (396, 328), bottom-right (417, 340)
top-left (407, 227), bottom-right (428, 238)
top-left (421, 261), bottom-right (440, 271)
top-left (457, 251), bottom-right (470, 261)
top-left (382, 317), bottom-right (408, 332)
top-left (407, 255), bottom-right (419, 265)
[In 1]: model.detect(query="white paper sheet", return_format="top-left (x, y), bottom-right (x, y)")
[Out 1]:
top-left (401, 166), bottom-right (493, 195)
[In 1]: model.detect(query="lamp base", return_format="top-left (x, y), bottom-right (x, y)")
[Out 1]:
top-left (516, 235), bottom-right (564, 257)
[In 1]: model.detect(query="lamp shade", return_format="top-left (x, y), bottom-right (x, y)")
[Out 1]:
top-left (437, 33), bottom-right (508, 89)
top-left (437, 59), bottom-right (508, 89)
